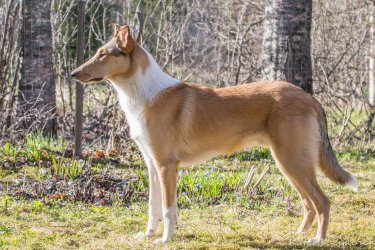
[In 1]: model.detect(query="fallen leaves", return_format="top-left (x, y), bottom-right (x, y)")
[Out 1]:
top-left (0, 170), bottom-right (142, 206)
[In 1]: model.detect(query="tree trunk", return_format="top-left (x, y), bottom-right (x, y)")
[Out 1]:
top-left (261, 0), bottom-right (313, 94)
top-left (18, 0), bottom-right (56, 135)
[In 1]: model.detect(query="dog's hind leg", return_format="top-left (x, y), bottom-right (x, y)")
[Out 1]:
top-left (291, 172), bottom-right (330, 244)
top-left (272, 146), bottom-right (330, 244)
top-left (269, 116), bottom-right (330, 244)
top-left (294, 183), bottom-right (316, 233)
top-left (277, 164), bottom-right (316, 233)
top-left (304, 181), bottom-right (330, 244)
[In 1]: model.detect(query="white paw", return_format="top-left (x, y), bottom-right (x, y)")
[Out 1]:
top-left (135, 232), bottom-right (146, 239)
top-left (153, 238), bottom-right (169, 244)
top-left (135, 230), bottom-right (154, 239)
top-left (297, 227), bottom-right (310, 234)
top-left (296, 229), bottom-right (304, 234)
top-left (307, 236), bottom-right (323, 245)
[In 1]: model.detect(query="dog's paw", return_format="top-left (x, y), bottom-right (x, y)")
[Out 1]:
top-left (296, 230), bottom-right (304, 234)
top-left (135, 230), bottom-right (154, 239)
top-left (307, 236), bottom-right (323, 245)
top-left (135, 232), bottom-right (146, 239)
top-left (153, 237), bottom-right (168, 244)
top-left (297, 227), bottom-right (309, 234)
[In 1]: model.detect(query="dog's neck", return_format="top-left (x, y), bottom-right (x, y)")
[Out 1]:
top-left (109, 47), bottom-right (180, 112)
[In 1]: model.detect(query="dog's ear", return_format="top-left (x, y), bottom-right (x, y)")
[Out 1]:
top-left (117, 25), bottom-right (135, 54)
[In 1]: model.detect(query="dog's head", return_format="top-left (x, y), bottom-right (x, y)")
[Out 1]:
top-left (71, 24), bottom-right (146, 84)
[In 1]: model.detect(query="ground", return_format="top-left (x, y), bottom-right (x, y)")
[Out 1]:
top-left (0, 135), bottom-right (374, 249)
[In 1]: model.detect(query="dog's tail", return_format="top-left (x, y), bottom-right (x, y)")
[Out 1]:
top-left (318, 109), bottom-right (358, 192)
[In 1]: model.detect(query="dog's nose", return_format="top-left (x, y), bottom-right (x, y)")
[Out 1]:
top-left (70, 70), bottom-right (78, 78)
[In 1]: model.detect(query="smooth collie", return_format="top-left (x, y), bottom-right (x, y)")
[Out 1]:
top-left (71, 24), bottom-right (358, 244)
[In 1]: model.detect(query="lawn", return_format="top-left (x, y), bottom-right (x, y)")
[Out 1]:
top-left (0, 135), bottom-right (374, 249)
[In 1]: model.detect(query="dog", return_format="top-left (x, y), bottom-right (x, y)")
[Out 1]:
top-left (71, 24), bottom-right (358, 244)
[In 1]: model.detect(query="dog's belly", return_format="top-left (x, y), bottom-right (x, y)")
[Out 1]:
top-left (178, 132), bottom-right (270, 167)
top-left (179, 150), bottom-right (220, 166)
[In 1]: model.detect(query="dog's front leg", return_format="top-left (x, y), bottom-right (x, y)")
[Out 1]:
top-left (153, 162), bottom-right (178, 244)
top-left (135, 148), bottom-right (162, 239)
top-left (145, 161), bottom-right (163, 236)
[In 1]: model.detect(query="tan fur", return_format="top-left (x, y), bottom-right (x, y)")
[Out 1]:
top-left (145, 82), bottom-right (317, 164)
top-left (141, 81), bottom-right (339, 239)
top-left (142, 81), bottom-right (346, 239)
top-left (71, 24), bottom-right (358, 243)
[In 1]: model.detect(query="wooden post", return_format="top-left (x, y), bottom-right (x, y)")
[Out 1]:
top-left (369, 3), bottom-right (374, 106)
top-left (74, 0), bottom-right (85, 157)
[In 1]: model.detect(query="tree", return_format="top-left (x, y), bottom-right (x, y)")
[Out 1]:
top-left (261, 0), bottom-right (313, 94)
top-left (18, 0), bottom-right (56, 134)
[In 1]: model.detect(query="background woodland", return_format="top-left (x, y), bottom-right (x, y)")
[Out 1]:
top-left (0, 0), bottom-right (374, 153)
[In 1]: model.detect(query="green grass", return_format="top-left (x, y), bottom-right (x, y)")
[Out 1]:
top-left (0, 134), bottom-right (374, 249)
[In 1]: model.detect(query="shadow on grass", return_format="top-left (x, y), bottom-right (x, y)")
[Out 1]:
top-left (238, 242), bottom-right (370, 250)
top-left (179, 233), bottom-right (371, 250)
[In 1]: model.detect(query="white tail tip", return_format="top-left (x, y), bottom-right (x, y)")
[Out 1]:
top-left (346, 174), bottom-right (359, 192)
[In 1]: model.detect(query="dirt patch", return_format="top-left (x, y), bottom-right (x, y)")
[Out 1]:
top-left (0, 167), bottom-right (146, 206)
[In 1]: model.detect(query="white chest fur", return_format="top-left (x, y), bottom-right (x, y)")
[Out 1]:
top-left (112, 82), bottom-right (144, 139)
top-left (109, 47), bottom-right (180, 143)
top-left (118, 93), bottom-right (146, 141)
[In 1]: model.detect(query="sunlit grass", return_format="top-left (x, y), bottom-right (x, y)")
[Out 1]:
top-left (0, 133), bottom-right (374, 249)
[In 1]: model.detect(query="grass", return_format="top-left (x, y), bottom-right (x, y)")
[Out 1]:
top-left (0, 134), bottom-right (374, 249)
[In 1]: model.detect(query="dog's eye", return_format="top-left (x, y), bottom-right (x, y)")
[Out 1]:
top-left (99, 52), bottom-right (106, 59)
